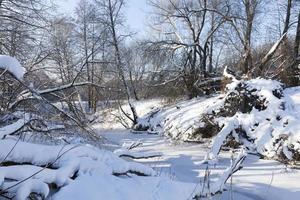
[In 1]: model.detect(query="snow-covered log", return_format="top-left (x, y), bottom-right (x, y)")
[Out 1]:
top-left (256, 33), bottom-right (287, 73)
top-left (2, 179), bottom-right (49, 200)
top-left (9, 81), bottom-right (108, 109)
top-left (0, 139), bottom-right (156, 199)
top-left (114, 149), bottom-right (162, 159)
top-left (113, 141), bottom-right (162, 159)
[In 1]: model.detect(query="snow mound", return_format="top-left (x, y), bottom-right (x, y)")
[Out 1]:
top-left (134, 96), bottom-right (224, 141)
top-left (0, 55), bottom-right (26, 80)
top-left (208, 78), bottom-right (300, 162)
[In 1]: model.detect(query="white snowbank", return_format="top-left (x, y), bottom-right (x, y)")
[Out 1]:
top-left (95, 99), bottom-right (165, 129)
top-left (135, 96), bottom-right (224, 141)
top-left (0, 139), bottom-right (156, 199)
top-left (0, 139), bottom-right (155, 176)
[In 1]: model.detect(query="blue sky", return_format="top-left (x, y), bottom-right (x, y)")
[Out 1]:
top-left (56, 0), bottom-right (148, 36)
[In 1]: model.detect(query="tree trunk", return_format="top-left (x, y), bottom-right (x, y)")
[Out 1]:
top-left (291, 10), bottom-right (300, 86)
top-left (243, 0), bottom-right (254, 75)
top-left (129, 70), bottom-right (139, 101)
top-left (208, 38), bottom-right (214, 73)
top-left (295, 11), bottom-right (300, 60)
top-left (108, 0), bottom-right (138, 125)
top-left (82, 10), bottom-right (92, 111)
top-left (208, 11), bottom-right (215, 73)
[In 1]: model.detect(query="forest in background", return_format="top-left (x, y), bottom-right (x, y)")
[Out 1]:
top-left (1, 0), bottom-right (299, 117)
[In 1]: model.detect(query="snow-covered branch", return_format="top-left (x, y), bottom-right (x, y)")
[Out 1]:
top-left (194, 149), bottom-right (247, 198)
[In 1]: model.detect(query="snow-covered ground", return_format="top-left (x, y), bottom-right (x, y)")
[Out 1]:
top-left (1, 93), bottom-right (299, 199)
top-left (96, 127), bottom-right (300, 200)
top-left (284, 86), bottom-right (300, 118)
top-left (93, 87), bottom-right (300, 200)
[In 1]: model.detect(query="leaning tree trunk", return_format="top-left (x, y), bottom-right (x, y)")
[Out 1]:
top-left (108, 0), bottom-right (138, 125)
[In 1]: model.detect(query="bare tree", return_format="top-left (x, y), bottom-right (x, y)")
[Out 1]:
top-left (95, 0), bottom-right (138, 125)
top-left (147, 0), bottom-right (229, 98)
top-left (75, 0), bottom-right (108, 112)
top-left (48, 17), bottom-right (77, 83)
top-left (0, 0), bottom-right (53, 113)
top-left (221, 0), bottom-right (261, 75)
top-left (122, 43), bottom-right (147, 101)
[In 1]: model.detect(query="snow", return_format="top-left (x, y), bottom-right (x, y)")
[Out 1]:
top-left (93, 83), bottom-right (300, 199)
top-left (134, 96), bottom-right (224, 141)
top-left (99, 128), bottom-right (300, 200)
top-left (1, 135), bottom-right (245, 199)
top-left (0, 138), bottom-right (156, 176)
top-left (2, 87), bottom-right (300, 199)
top-left (199, 78), bottom-right (300, 161)
top-left (0, 165), bottom-right (71, 187)
top-left (95, 98), bottom-right (165, 129)
top-left (223, 66), bottom-right (237, 81)
top-left (3, 179), bottom-right (49, 200)
top-left (0, 55), bottom-right (26, 80)
top-left (1, 57), bottom-right (300, 200)
top-left (53, 172), bottom-right (195, 200)
top-left (0, 113), bottom-right (31, 139)
top-left (0, 138), bottom-right (163, 199)
top-left (207, 116), bottom-right (239, 160)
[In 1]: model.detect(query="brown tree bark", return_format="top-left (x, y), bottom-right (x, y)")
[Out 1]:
top-left (243, 0), bottom-right (255, 75)
top-left (295, 11), bottom-right (300, 60)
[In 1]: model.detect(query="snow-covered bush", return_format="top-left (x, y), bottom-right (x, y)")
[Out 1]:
top-left (207, 78), bottom-right (300, 162)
